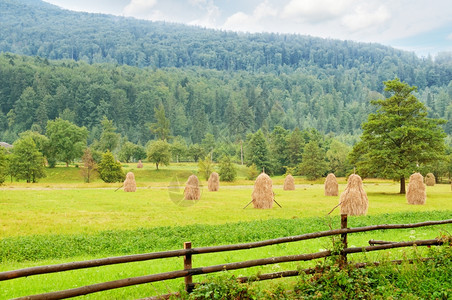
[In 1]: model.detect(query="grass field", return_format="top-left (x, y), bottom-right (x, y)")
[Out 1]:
top-left (0, 164), bottom-right (451, 299)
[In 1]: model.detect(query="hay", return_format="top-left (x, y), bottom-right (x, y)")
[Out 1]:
top-left (252, 172), bottom-right (273, 209)
top-left (208, 172), bottom-right (219, 192)
top-left (324, 173), bottom-right (338, 196)
top-left (406, 173), bottom-right (426, 205)
top-left (123, 172), bottom-right (136, 192)
top-left (339, 174), bottom-right (368, 216)
top-left (283, 174), bottom-right (295, 190)
top-left (137, 160), bottom-right (143, 168)
top-left (184, 175), bottom-right (201, 200)
top-left (425, 173), bottom-right (435, 186)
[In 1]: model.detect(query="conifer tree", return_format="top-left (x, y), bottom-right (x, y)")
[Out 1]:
top-left (350, 79), bottom-right (446, 194)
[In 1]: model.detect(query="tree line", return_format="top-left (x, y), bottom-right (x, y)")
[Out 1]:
top-left (0, 114), bottom-right (356, 184)
top-left (2, 79), bottom-right (451, 186)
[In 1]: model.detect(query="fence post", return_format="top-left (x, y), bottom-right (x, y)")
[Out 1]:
top-left (184, 242), bottom-right (193, 293)
top-left (340, 214), bottom-right (348, 267)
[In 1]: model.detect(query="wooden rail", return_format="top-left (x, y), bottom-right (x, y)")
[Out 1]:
top-left (1, 216), bottom-right (451, 299)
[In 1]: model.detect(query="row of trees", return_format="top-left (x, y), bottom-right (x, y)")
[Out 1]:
top-left (0, 113), bottom-right (355, 183)
top-left (1, 80), bottom-right (450, 186)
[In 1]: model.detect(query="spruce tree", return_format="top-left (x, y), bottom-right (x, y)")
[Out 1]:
top-left (350, 78), bottom-right (446, 194)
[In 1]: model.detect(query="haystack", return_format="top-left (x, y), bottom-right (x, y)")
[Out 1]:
top-left (406, 173), bottom-right (426, 205)
top-left (208, 172), bottom-right (219, 192)
top-left (339, 174), bottom-right (368, 216)
top-left (184, 175), bottom-right (201, 200)
top-left (123, 172), bottom-right (136, 192)
top-left (252, 172), bottom-right (273, 209)
top-left (425, 173), bottom-right (435, 186)
top-left (137, 160), bottom-right (143, 168)
top-left (324, 173), bottom-right (338, 196)
top-left (283, 174), bottom-right (295, 190)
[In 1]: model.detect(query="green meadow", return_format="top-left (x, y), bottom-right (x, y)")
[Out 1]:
top-left (0, 164), bottom-right (451, 299)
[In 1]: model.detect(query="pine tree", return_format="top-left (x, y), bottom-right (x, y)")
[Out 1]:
top-left (246, 129), bottom-right (272, 174)
top-left (219, 155), bottom-right (237, 182)
top-left (298, 140), bottom-right (328, 180)
top-left (350, 79), bottom-right (446, 194)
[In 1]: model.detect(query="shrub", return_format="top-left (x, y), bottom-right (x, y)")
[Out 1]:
top-left (246, 164), bottom-right (259, 180)
top-left (0, 147), bottom-right (9, 184)
top-left (98, 151), bottom-right (125, 183)
top-left (198, 156), bottom-right (213, 181)
top-left (219, 155), bottom-right (237, 182)
top-left (189, 273), bottom-right (253, 300)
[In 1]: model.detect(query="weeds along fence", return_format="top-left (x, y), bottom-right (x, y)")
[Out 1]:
top-left (1, 215), bottom-right (451, 300)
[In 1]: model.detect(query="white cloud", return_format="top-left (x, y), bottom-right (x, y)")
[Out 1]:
top-left (123, 0), bottom-right (157, 17)
top-left (188, 0), bottom-right (221, 28)
top-left (341, 4), bottom-right (390, 32)
top-left (282, 0), bottom-right (355, 22)
top-left (222, 1), bottom-right (277, 32)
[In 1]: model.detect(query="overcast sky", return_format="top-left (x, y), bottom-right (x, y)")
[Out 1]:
top-left (44, 0), bottom-right (452, 57)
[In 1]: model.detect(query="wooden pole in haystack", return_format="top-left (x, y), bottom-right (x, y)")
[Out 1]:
top-left (123, 172), bottom-right (136, 192)
top-left (324, 173), bottom-right (338, 196)
top-left (283, 174), bottom-right (295, 190)
top-left (251, 172), bottom-right (273, 209)
top-left (184, 175), bottom-right (201, 200)
top-left (339, 174), bottom-right (368, 216)
top-left (207, 172), bottom-right (219, 192)
top-left (406, 173), bottom-right (426, 205)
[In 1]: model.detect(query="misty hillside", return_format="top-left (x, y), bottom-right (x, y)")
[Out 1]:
top-left (0, 0), bottom-right (451, 145)
top-left (0, 0), bottom-right (450, 85)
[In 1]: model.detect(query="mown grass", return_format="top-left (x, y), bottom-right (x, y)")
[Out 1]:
top-left (0, 165), bottom-right (451, 299)
top-left (1, 182), bottom-right (450, 238)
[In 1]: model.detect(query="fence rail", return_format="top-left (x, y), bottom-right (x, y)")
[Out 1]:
top-left (2, 216), bottom-right (451, 300)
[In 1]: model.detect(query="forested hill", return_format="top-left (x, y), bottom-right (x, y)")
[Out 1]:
top-left (0, 0), bottom-right (451, 146)
top-left (1, 0), bottom-right (451, 87)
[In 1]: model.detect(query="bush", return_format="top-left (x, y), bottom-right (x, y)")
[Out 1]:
top-left (198, 156), bottom-right (214, 181)
top-left (246, 164), bottom-right (259, 180)
top-left (219, 155), bottom-right (237, 182)
top-left (97, 151), bottom-right (125, 183)
top-left (189, 273), bottom-right (253, 300)
top-left (0, 147), bottom-right (9, 184)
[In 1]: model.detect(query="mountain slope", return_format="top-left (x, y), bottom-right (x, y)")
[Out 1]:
top-left (1, 0), bottom-right (449, 88)
top-left (0, 0), bottom-right (451, 145)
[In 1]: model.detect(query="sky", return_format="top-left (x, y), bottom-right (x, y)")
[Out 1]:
top-left (43, 0), bottom-right (452, 57)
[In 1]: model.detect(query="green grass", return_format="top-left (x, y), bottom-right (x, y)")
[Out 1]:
top-left (0, 166), bottom-right (451, 299)
top-left (1, 182), bottom-right (450, 238)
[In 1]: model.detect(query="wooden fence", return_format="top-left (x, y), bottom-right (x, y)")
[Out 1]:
top-left (1, 215), bottom-right (451, 300)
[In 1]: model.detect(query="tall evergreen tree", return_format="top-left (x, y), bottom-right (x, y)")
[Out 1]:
top-left (287, 127), bottom-right (304, 166)
top-left (150, 104), bottom-right (171, 141)
top-left (246, 129), bottom-right (272, 174)
top-left (98, 116), bottom-right (120, 152)
top-left (269, 126), bottom-right (289, 175)
top-left (350, 78), bottom-right (446, 194)
top-left (298, 140), bottom-right (328, 180)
